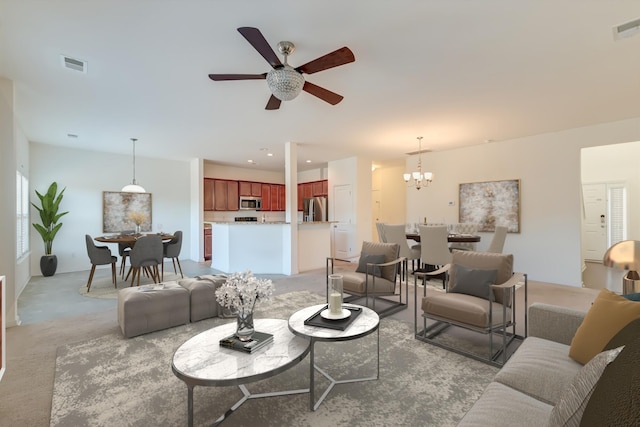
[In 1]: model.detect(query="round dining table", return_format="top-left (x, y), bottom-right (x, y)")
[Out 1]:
top-left (406, 233), bottom-right (480, 243)
top-left (94, 233), bottom-right (175, 247)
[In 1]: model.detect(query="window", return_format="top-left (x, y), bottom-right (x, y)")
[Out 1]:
top-left (607, 184), bottom-right (626, 247)
top-left (16, 171), bottom-right (29, 259)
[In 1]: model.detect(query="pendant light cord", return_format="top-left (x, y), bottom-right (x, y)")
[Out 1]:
top-left (131, 137), bottom-right (137, 185)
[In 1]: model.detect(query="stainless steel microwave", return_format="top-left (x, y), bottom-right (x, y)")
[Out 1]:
top-left (239, 196), bottom-right (262, 210)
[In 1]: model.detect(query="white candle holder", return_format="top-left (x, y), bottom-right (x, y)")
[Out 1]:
top-left (328, 274), bottom-right (344, 315)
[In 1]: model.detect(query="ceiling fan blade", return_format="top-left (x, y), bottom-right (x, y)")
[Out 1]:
top-left (303, 81), bottom-right (344, 105)
top-left (296, 47), bottom-right (355, 75)
top-left (265, 95), bottom-right (282, 110)
top-left (237, 27), bottom-right (283, 69)
top-left (208, 73), bottom-right (266, 81)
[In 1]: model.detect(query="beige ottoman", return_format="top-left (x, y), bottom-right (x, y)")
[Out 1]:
top-left (178, 275), bottom-right (226, 322)
top-left (117, 281), bottom-right (190, 338)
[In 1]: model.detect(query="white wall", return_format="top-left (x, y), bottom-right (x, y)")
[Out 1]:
top-left (404, 117), bottom-right (640, 287)
top-left (29, 143), bottom-right (192, 275)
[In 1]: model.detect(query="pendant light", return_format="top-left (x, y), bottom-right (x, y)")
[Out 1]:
top-left (121, 138), bottom-right (146, 193)
top-left (403, 136), bottom-right (433, 190)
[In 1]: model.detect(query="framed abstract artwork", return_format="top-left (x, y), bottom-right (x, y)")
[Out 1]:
top-left (102, 191), bottom-right (152, 233)
top-left (459, 179), bottom-right (520, 232)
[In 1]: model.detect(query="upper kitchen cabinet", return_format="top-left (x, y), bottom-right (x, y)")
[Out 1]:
top-left (239, 181), bottom-right (263, 197)
top-left (214, 179), bottom-right (239, 211)
top-left (270, 184), bottom-right (286, 211)
top-left (204, 178), bottom-right (215, 211)
top-left (261, 183), bottom-right (272, 211)
top-left (297, 180), bottom-right (328, 210)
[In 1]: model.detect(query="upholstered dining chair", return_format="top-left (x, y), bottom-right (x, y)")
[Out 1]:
top-left (327, 241), bottom-right (407, 318)
top-left (449, 223), bottom-right (479, 251)
top-left (375, 222), bottom-right (387, 242)
top-left (383, 223), bottom-right (421, 275)
top-left (418, 225), bottom-right (452, 288)
top-left (85, 234), bottom-right (117, 292)
top-left (126, 234), bottom-right (163, 286)
top-left (486, 226), bottom-right (508, 253)
top-left (162, 230), bottom-right (183, 280)
top-left (414, 250), bottom-right (527, 366)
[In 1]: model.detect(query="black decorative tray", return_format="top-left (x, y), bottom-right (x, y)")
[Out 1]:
top-left (304, 305), bottom-right (362, 331)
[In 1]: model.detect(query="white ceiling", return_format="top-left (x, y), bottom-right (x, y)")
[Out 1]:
top-left (1, 1), bottom-right (640, 171)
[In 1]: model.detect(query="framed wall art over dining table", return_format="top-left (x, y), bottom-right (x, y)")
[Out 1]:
top-left (458, 179), bottom-right (520, 233)
top-left (102, 191), bottom-right (152, 233)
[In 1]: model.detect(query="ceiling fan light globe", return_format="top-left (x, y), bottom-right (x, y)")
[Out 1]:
top-left (266, 65), bottom-right (304, 101)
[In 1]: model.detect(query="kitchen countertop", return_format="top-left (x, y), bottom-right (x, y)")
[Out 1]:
top-left (204, 221), bottom-right (335, 225)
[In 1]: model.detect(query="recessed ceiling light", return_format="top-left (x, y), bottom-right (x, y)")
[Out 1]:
top-left (306, 160), bottom-right (312, 163)
top-left (267, 153), bottom-right (273, 157)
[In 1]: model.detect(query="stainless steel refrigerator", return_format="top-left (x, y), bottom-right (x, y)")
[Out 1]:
top-left (303, 197), bottom-right (328, 222)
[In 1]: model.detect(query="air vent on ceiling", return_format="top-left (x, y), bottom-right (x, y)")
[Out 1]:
top-left (60, 55), bottom-right (87, 73)
top-left (613, 17), bottom-right (640, 40)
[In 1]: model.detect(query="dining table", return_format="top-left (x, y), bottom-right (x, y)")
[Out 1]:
top-left (94, 233), bottom-right (175, 248)
top-left (406, 233), bottom-right (481, 243)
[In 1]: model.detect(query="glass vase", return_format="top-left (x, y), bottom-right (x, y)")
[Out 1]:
top-left (235, 309), bottom-right (255, 341)
top-left (135, 224), bottom-right (141, 234)
top-left (328, 274), bottom-right (344, 315)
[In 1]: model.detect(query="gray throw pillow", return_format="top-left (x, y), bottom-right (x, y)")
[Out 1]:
top-left (548, 346), bottom-right (624, 427)
top-left (450, 264), bottom-right (497, 301)
top-left (356, 253), bottom-right (385, 277)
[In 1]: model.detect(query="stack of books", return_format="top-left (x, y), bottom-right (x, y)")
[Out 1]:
top-left (219, 331), bottom-right (274, 353)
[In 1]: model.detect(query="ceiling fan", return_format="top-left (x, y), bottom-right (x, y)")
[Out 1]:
top-left (208, 27), bottom-right (355, 110)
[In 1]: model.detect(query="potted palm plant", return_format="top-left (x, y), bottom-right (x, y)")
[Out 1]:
top-left (32, 182), bottom-right (68, 276)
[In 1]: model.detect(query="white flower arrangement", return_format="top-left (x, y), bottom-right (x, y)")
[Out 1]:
top-left (215, 270), bottom-right (274, 314)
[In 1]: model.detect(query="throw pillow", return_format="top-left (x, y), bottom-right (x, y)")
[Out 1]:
top-left (355, 253), bottom-right (385, 277)
top-left (548, 346), bottom-right (624, 427)
top-left (449, 264), bottom-right (497, 301)
top-left (569, 289), bottom-right (640, 364)
top-left (622, 292), bottom-right (640, 301)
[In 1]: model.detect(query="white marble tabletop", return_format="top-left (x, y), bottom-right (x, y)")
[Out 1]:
top-left (288, 304), bottom-right (380, 341)
top-left (172, 318), bottom-right (310, 387)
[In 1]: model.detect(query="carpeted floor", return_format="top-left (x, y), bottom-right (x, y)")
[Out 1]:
top-left (50, 291), bottom-right (497, 427)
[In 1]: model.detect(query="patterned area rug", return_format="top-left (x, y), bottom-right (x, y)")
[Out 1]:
top-left (51, 291), bottom-right (497, 426)
top-left (79, 272), bottom-right (184, 299)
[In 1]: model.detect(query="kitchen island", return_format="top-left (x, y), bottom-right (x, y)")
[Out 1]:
top-left (209, 221), bottom-right (332, 275)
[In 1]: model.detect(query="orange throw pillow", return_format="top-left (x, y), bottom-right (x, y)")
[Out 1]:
top-left (569, 289), bottom-right (640, 364)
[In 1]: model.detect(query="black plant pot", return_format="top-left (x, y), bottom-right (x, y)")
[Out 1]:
top-left (40, 254), bottom-right (58, 277)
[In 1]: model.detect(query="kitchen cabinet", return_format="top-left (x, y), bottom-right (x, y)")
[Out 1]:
top-left (239, 181), bottom-right (262, 197)
top-left (204, 228), bottom-right (212, 261)
top-left (312, 181), bottom-right (324, 197)
top-left (297, 180), bottom-right (328, 210)
top-left (204, 178), bottom-right (215, 211)
top-left (270, 184), bottom-right (286, 211)
top-left (261, 184), bottom-right (272, 211)
top-left (214, 179), bottom-right (239, 211)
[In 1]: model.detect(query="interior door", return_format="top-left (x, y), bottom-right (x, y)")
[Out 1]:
top-left (332, 184), bottom-right (352, 259)
top-left (582, 183), bottom-right (607, 262)
top-left (372, 189), bottom-right (381, 240)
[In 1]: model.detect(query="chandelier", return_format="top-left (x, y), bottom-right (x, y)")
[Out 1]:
top-left (121, 138), bottom-right (146, 193)
top-left (403, 136), bottom-right (433, 190)
top-left (265, 41), bottom-right (305, 101)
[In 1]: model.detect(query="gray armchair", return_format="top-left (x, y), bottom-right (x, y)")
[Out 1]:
top-left (162, 230), bottom-right (183, 280)
top-left (126, 235), bottom-right (163, 286)
top-left (414, 250), bottom-right (527, 366)
top-left (85, 234), bottom-right (117, 292)
top-left (327, 241), bottom-right (407, 318)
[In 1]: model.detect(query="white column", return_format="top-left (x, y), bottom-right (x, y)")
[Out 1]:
top-left (284, 142), bottom-right (298, 275)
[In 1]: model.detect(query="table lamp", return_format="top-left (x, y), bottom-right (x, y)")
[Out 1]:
top-left (603, 240), bottom-right (640, 294)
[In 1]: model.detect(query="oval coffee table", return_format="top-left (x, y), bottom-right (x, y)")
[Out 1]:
top-left (172, 318), bottom-right (310, 427)
top-left (288, 303), bottom-right (380, 411)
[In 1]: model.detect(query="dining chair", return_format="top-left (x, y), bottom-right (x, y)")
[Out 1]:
top-left (383, 223), bottom-right (420, 275)
top-left (486, 226), bottom-right (508, 253)
top-left (418, 225), bottom-right (452, 288)
top-left (449, 223), bottom-right (479, 251)
top-left (85, 234), bottom-right (117, 292)
top-left (375, 222), bottom-right (387, 242)
top-left (127, 235), bottom-right (163, 286)
top-left (162, 230), bottom-right (183, 280)
top-left (117, 229), bottom-right (135, 279)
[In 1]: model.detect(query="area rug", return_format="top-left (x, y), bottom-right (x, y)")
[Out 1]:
top-left (51, 291), bottom-right (497, 427)
top-left (79, 272), bottom-right (184, 299)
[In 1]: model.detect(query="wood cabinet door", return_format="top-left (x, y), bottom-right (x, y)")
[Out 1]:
top-left (204, 178), bottom-right (215, 211)
top-left (322, 180), bottom-right (328, 196)
top-left (270, 185), bottom-right (280, 210)
top-left (213, 180), bottom-right (228, 211)
top-left (239, 181), bottom-right (252, 196)
top-left (227, 181), bottom-right (239, 211)
top-left (312, 181), bottom-right (324, 196)
top-left (251, 182), bottom-right (262, 196)
top-left (261, 184), bottom-right (272, 211)
top-left (297, 184), bottom-right (304, 211)
top-left (302, 183), bottom-right (313, 200)
top-left (277, 185), bottom-right (286, 211)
